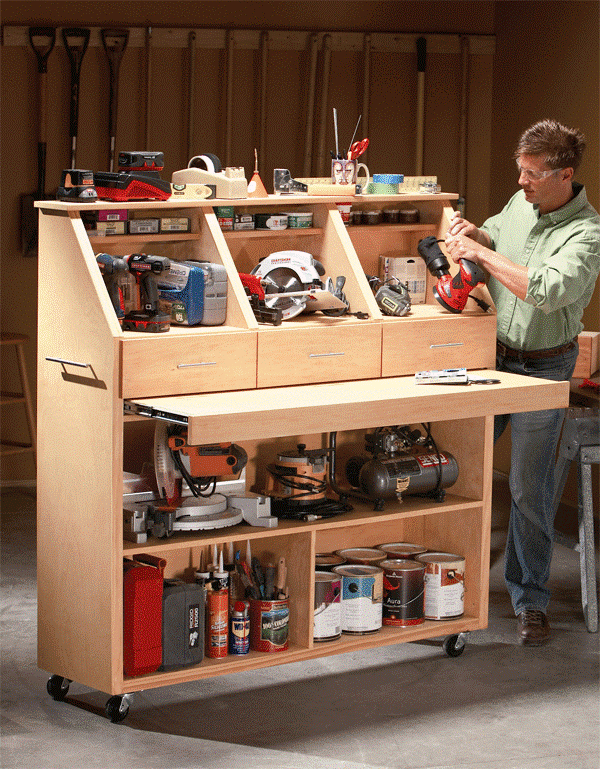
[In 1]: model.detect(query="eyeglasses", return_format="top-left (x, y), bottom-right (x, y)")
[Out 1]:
top-left (516, 163), bottom-right (561, 181)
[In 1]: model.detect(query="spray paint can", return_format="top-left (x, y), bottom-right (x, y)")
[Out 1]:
top-left (229, 600), bottom-right (250, 655)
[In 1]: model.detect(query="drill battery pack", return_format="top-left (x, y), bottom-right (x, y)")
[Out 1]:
top-left (123, 554), bottom-right (166, 677)
top-left (160, 579), bottom-right (205, 671)
top-left (158, 260), bottom-right (227, 326)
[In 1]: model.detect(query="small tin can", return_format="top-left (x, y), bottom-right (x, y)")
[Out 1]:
top-left (250, 598), bottom-right (289, 652)
top-left (255, 213), bottom-right (288, 230)
top-left (335, 547), bottom-right (386, 566)
top-left (381, 558), bottom-right (425, 626)
top-left (287, 211), bottom-right (313, 228)
top-left (314, 571), bottom-right (342, 642)
top-left (415, 552), bottom-right (465, 620)
top-left (315, 552), bottom-right (347, 571)
top-left (333, 564), bottom-right (383, 635)
top-left (377, 542), bottom-right (428, 560)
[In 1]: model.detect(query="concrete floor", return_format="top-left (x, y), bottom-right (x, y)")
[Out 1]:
top-left (1, 481), bottom-right (598, 769)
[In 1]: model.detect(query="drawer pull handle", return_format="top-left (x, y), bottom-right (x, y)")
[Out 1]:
top-left (177, 361), bottom-right (217, 368)
top-left (46, 357), bottom-right (91, 368)
top-left (430, 343), bottom-right (463, 349)
top-left (309, 352), bottom-right (345, 358)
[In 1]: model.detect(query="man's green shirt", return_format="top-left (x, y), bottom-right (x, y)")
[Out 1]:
top-left (480, 183), bottom-right (600, 351)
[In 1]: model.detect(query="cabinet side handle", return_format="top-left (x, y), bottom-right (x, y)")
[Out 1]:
top-left (46, 357), bottom-right (91, 368)
top-left (430, 343), bottom-right (463, 349)
top-left (309, 352), bottom-right (345, 358)
top-left (177, 361), bottom-right (217, 368)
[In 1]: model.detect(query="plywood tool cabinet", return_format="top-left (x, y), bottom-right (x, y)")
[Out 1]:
top-left (36, 193), bottom-right (568, 721)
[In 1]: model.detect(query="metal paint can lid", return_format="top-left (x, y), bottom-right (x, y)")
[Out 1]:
top-left (380, 558), bottom-right (426, 573)
top-left (415, 552), bottom-right (464, 565)
top-left (335, 547), bottom-right (387, 565)
top-left (332, 564), bottom-right (383, 577)
top-left (377, 542), bottom-right (427, 558)
top-left (315, 552), bottom-right (347, 569)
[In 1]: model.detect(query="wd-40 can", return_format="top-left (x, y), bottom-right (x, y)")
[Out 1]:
top-left (229, 600), bottom-right (250, 654)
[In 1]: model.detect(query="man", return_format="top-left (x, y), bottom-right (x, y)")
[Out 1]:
top-left (445, 119), bottom-right (600, 645)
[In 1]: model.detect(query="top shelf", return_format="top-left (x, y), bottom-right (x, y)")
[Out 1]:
top-left (37, 192), bottom-right (460, 213)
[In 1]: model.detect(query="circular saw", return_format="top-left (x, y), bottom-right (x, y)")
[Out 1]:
top-left (250, 250), bottom-right (325, 320)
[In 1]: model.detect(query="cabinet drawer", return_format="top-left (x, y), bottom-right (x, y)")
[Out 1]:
top-left (257, 323), bottom-right (381, 387)
top-left (121, 331), bottom-right (257, 397)
top-left (382, 314), bottom-right (496, 376)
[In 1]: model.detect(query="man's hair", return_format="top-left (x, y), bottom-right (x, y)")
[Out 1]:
top-left (514, 119), bottom-right (586, 171)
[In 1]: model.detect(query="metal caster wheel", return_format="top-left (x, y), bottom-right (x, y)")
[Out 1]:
top-left (46, 675), bottom-right (70, 701)
top-left (443, 632), bottom-right (468, 657)
top-left (105, 694), bottom-right (132, 723)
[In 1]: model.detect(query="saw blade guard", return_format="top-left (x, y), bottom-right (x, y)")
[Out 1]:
top-left (251, 250), bottom-right (324, 319)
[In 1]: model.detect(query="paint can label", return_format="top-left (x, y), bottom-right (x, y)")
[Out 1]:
top-left (333, 566), bottom-right (383, 634)
top-left (250, 599), bottom-right (289, 652)
top-left (420, 556), bottom-right (465, 620)
top-left (382, 565), bottom-right (425, 626)
top-left (314, 572), bottom-right (341, 641)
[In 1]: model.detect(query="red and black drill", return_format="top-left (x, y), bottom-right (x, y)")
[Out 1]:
top-left (123, 253), bottom-right (172, 332)
top-left (417, 235), bottom-right (488, 313)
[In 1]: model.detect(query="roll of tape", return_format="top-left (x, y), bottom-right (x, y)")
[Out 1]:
top-left (188, 153), bottom-right (222, 173)
top-left (369, 182), bottom-right (400, 195)
top-left (373, 174), bottom-right (404, 184)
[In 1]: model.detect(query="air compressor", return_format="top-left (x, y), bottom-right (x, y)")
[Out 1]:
top-left (345, 425), bottom-right (458, 502)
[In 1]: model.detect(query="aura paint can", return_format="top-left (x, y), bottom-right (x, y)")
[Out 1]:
top-left (415, 552), bottom-right (465, 620)
top-left (315, 552), bottom-right (347, 571)
top-left (377, 542), bottom-right (427, 560)
top-left (332, 565), bottom-right (383, 635)
top-left (381, 558), bottom-right (425, 626)
top-left (335, 547), bottom-right (387, 567)
top-left (314, 571), bottom-right (342, 641)
top-left (250, 599), bottom-right (289, 652)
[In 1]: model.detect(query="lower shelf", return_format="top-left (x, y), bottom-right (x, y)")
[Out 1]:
top-left (120, 614), bottom-right (483, 694)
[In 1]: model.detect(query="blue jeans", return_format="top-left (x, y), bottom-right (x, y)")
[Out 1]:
top-left (494, 344), bottom-right (578, 616)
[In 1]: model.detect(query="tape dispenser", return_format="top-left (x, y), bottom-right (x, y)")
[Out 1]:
top-left (171, 154), bottom-right (248, 199)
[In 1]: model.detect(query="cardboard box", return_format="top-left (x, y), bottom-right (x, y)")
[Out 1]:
top-left (573, 331), bottom-right (600, 378)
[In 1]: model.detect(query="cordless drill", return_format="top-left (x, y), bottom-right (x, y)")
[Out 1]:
top-left (123, 253), bottom-right (172, 332)
top-left (417, 235), bottom-right (488, 313)
top-left (96, 253), bottom-right (128, 323)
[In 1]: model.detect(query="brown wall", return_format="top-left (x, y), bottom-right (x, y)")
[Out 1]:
top-left (1, 1), bottom-right (598, 485)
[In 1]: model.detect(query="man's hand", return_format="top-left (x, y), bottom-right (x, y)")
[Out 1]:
top-left (445, 211), bottom-right (491, 247)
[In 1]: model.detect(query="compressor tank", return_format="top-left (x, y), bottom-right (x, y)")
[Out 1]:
top-left (358, 451), bottom-right (458, 500)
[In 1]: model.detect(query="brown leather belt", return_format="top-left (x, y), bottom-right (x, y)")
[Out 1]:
top-left (496, 339), bottom-right (577, 360)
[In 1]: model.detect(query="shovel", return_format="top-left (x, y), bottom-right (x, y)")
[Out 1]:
top-left (62, 28), bottom-right (90, 168)
top-left (101, 29), bottom-right (129, 172)
top-left (20, 27), bottom-right (55, 257)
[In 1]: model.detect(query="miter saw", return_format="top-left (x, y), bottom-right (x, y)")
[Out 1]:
top-left (123, 424), bottom-right (276, 539)
top-left (250, 250), bottom-right (349, 320)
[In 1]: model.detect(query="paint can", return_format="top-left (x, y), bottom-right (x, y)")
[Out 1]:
top-left (335, 547), bottom-right (387, 566)
top-left (415, 552), bottom-right (465, 620)
top-left (314, 571), bottom-right (342, 642)
top-left (315, 552), bottom-right (347, 571)
top-left (332, 565), bottom-right (383, 634)
top-left (377, 542), bottom-right (428, 560)
top-left (381, 558), bottom-right (425, 626)
top-left (250, 598), bottom-right (289, 652)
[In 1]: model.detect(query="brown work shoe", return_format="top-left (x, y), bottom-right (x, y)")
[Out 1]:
top-left (517, 610), bottom-right (550, 646)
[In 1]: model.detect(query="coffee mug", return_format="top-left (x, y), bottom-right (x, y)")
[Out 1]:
top-left (331, 158), bottom-right (370, 190)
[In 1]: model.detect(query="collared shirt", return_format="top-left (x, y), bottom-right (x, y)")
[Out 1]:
top-left (480, 183), bottom-right (600, 351)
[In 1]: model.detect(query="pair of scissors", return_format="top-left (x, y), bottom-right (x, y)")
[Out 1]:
top-left (348, 138), bottom-right (369, 160)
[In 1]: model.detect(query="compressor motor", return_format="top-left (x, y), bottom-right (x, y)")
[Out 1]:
top-left (345, 425), bottom-right (458, 502)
